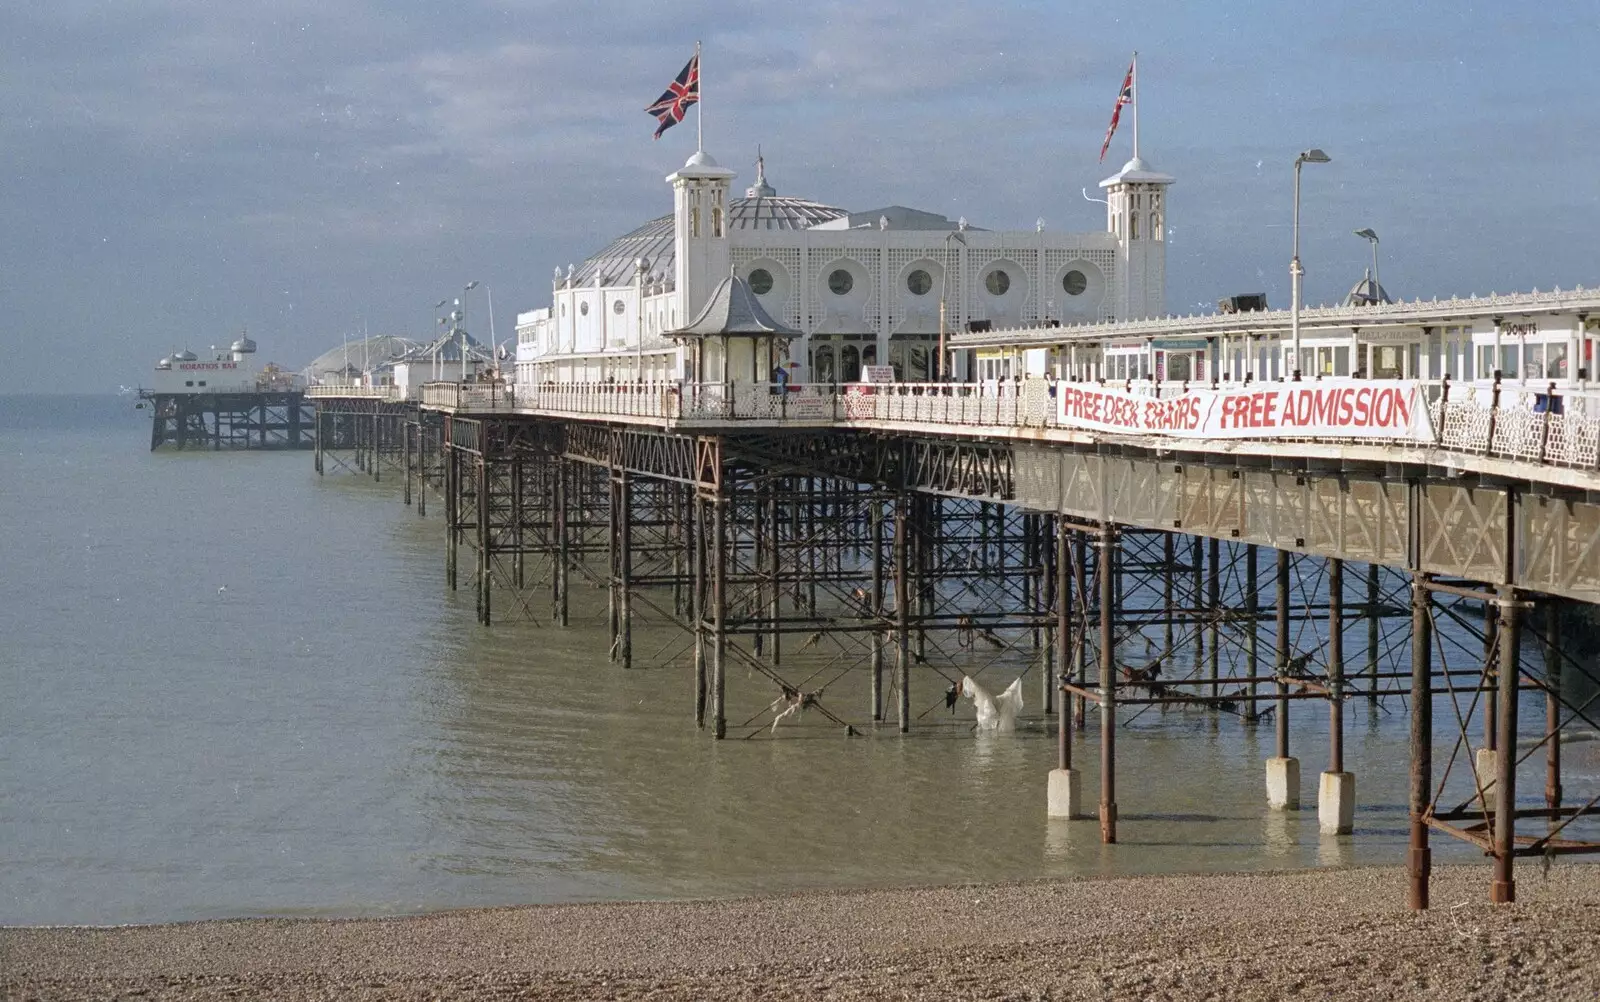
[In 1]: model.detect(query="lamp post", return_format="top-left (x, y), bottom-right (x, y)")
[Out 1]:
top-left (432, 299), bottom-right (447, 380)
top-left (938, 229), bottom-right (967, 381)
top-left (1290, 148), bottom-right (1331, 380)
top-left (460, 281), bottom-right (479, 381)
top-left (1353, 228), bottom-right (1381, 305)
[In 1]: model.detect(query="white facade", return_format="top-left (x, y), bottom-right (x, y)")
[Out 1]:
top-left (515, 151), bottom-right (1171, 388)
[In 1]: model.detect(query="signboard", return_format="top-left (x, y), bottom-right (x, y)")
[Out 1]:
top-left (861, 365), bottom-right (897, 383)
top-left (1055, 379), bottom-right (1433, 442)
top-left (1151, 337), bottom-right (1209, 350)
top-left (786, 394), bottom-right (831, 419)
top-left (177, 362), bottom-right (239, 371)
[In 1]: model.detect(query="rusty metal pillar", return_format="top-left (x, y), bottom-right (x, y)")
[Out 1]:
top-left (752, 486), bottom-right (767, 660)
top-left (1162, 533), bottom-right (1175, 665)
top-left (1491, 584), bottom-right (1521, 904)
top-left (476, 456), bottom-right (490, 625)
top-left (402, 423), bottom-right (413, 506)
top-left (1328, 558), bottom-right (1345, 773)
top-left (1074, 530), bottom-right (1089, 730)
top-left (1192, 535), bottom-right (1204, 671)
top-left (1245, 544), bottom-right (1260, 720)
top-left (1275, 549), bottom-right (1291, 760)
top-left (417, 422), bottom-right (427, 517)
top-left (768, 484), bottom-right (782, 668)
top-left (1041, 513), bottom-right (1056, 715)
top-left (1545, 600), bottom-right (1563, 819)
top-left (618, 471), bottom-right (632, 669)
top-left (1207, 537), bottom-right (1221, 699)
top-left (1408, 571), bottom-right (1433, 911)
top-left (870, 497), bottom-right (885, 722)
top-left (553, 460), bottom-right (569, 627)
top-left (895, 492), bottom-right (912, 733)
top-left (711, 489), bottom-right (728, 740)
top-left (1099, 521), bottom-right (1118, 844)
top-left (693, 491), bottom-right (707, 729)
top-left (1057, 516), bottom-right (1072, 771)
top-left (1367, 562), bottom-right (1381, 704)
top-left (445, 442), bottom-right (459, 591)
top-left (607, 471), bottom-right (620, 662)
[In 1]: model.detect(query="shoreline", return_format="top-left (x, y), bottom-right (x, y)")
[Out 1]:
top-left (4, 863), bottom-right (1599, 1000)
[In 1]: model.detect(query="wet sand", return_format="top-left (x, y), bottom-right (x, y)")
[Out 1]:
top-left (4, 864), bottom-right (1599, 1000)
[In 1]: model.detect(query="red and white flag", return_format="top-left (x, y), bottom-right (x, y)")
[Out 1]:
top-left (1099, 58), bottom-right (1135, 162)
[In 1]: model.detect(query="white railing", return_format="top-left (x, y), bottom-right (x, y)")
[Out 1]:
top-left (427, 376), bottom-right (1600, 473)
top-left (421, 381), bottom-right (516, 411)
top-left (305, 384), bottom-right (407, 400)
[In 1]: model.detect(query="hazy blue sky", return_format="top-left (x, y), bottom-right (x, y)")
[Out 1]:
top-left (3, 1), bottom-right (1597, 392)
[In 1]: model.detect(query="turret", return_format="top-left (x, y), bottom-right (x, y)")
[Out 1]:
top-left (666, 150), bottom-right (736, 323)
top-left (1099, 156), bottom-right (1174, 320)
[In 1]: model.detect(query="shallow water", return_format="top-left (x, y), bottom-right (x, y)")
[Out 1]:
top-left (1, 394), bottom-right (1594, 926)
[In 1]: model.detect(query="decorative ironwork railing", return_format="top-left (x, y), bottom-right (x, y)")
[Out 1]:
top-left (305, 384), bottom-right (407, 400)
top-left (429, 376), bottom-right (1600, 472)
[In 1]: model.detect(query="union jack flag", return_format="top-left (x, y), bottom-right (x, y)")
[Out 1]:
top-left (645, 53), bottom-right (700, 140)
top-left (1099, 59), bottom-right (1134, 162)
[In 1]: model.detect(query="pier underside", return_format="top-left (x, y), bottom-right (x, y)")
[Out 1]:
top-left (143, 391), bottom-right (315, 451)
top-left (313, 401), bottom-right (1600, 910)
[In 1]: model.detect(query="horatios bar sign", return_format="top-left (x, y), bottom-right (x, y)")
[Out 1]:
top-left (1056, 379), bottom-right (1434, 443)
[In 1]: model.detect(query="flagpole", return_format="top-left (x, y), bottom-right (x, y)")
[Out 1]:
top-left (695, 39), bottom-right (703, 153)
top-left (1131, 51), bottom-right (1139, 162)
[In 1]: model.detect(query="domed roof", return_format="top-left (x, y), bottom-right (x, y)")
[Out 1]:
top-left (1343, 268), bottom-right (1393, 307)
top-left (565, 160), bottom-right (847, 289)
top-left (300, 335), bottom-right (422, 380)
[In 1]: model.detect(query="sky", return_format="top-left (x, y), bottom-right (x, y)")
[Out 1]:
top-left (3, 1), bottom-right (1598, 393)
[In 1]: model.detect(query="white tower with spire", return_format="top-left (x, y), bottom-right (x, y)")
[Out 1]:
top-left (1100, 155), bottom-right (1173, 320)
top-left (1097, 53), bottom-right (1173, 320)
top-left (667, 150), bottom-right (736, 322)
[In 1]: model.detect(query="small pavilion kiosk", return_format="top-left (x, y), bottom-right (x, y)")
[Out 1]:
top-left (666, 272), bottom-right (802, 415)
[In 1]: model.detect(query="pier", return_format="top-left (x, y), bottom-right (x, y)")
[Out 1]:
top-left (304, 284), bottom-right (1600, 913)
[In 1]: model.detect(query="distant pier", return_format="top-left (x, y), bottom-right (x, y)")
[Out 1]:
top-left (141, 389), bottom-right (315, 451)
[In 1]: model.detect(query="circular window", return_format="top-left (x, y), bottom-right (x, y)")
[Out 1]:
top-left (906, 269), bottom-right (932, 296)
top-left (612, 299), bottom-right (625, 315)
top-left (749, 268), bottom-right (774, 295)
top-left (985, 269), bottom-right (1011, 296)
top-left (1062, 270), bottom-right (1087, 296)
top-left (828, 268), bottom-right (854, 296)
top-left (579, 301), bottom-right (589, 316)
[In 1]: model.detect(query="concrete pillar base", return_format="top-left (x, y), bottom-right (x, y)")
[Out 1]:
top-left (1266, 756), bottom-right (1301, 810)
top-left (1475, 748), bottom-right (1502, 814)
top-left (1046, 768), bottom-right (1083, 819)
top-left (1318, 770), bottom-right (1355, 834)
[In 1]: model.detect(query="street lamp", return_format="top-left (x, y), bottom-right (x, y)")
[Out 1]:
top-left (460, 281), bottom-right (479, 382)
top-left (1289, 147), bottom-right (1331, 380)
top-left (432, 299), bottom-right (448, 380)
top-left (1353, 228), bottom-right (1382, 305)
top-left (938, 229), bottom-right (967, 381)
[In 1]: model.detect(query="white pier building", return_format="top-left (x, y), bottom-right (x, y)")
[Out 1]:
top-left (514, 150), bottom-right (1172, 387)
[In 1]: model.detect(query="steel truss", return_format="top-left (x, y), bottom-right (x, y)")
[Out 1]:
top-left (397, 411), bottom-right (1600, 907)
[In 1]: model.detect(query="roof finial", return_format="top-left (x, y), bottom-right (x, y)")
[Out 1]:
top-left (746, 145), bottom-right (776, 198)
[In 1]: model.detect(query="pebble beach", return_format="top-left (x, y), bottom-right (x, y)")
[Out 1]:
top-left (4, 863), bottom-right (1599, 1000)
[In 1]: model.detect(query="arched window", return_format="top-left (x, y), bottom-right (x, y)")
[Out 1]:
top-left (690, 207), bottom-right (700, 238)
top-left (1151, 212), bottom-right (1163, 242)
top-left (712, 206), bottom-right (723, 238)
top-left (1129, 212), bottom-right (1139, 240)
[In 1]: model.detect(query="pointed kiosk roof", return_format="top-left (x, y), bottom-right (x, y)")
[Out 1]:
top-left (666, 274), bottom-right (801, 340)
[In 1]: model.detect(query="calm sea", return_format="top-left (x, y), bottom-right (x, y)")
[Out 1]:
top-left (1, 394), bottom-right (1593, 926)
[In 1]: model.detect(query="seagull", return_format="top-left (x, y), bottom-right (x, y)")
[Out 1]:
top-left (217, 585), bottom-right (227, 593)
top-left (957, 675), bottom-right (1024, 732)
